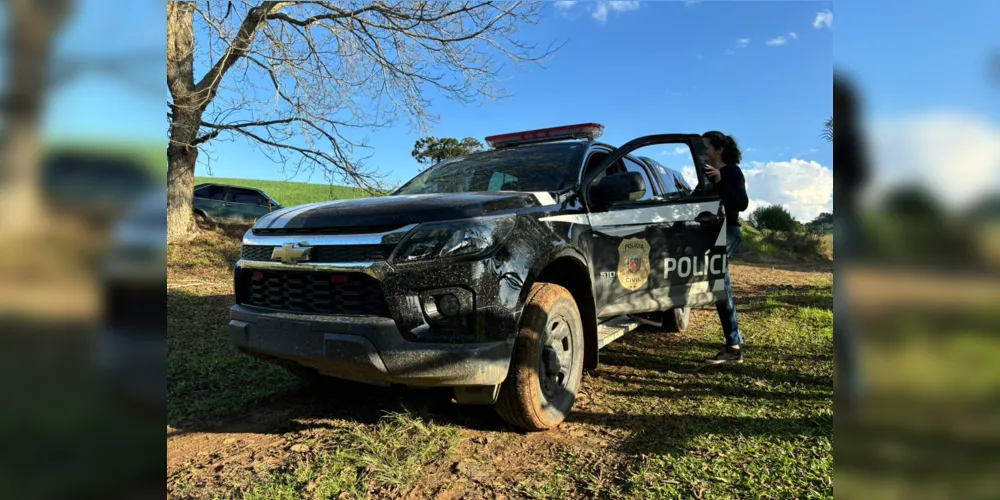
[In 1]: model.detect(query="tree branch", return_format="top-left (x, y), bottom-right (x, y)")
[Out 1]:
top-left (172, 0), bottom-right (557, 195)
top-left (192, 129), bottom-right (221, 146)
top-left (194, 1), bottom-right (292, 107)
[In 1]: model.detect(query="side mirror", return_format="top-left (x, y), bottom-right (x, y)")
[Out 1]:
top-left (588, 172), bottom-right (646, 209)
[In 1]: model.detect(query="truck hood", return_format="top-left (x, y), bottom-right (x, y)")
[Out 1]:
top-left (253, 192), bottom-right (554, 232)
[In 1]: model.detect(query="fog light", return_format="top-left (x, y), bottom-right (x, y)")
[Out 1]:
top-left (436, 294), bottom-right (461, 316)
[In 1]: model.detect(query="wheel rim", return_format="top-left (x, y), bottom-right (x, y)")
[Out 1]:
top-left (539, 314), bottom-right (575, 400)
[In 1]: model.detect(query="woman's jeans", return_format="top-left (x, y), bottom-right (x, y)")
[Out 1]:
top-left (834, 214), bottom-right (862, 402)
top-left (717, 225), bottom-right (744, 346)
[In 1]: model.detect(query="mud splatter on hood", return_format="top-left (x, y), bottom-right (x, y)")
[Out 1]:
top-left (255, 192), bottom-right (548, 232)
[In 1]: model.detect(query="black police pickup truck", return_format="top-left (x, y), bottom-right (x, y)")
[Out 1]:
top-left (229, 124), bottom-right (730, 430)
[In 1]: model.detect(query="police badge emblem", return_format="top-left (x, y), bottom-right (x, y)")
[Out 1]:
top-left (617, 238), bottom-right (651, 291)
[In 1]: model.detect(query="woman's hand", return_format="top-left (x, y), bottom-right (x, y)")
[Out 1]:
top-left (704, 164), bottom-right (722, 184)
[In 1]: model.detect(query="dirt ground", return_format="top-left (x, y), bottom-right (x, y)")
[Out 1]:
top-left (166, 228), bottom-right (833, 499)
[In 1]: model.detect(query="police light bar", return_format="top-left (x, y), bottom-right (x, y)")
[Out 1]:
top-left (485, 123), bottom-right (604, 149)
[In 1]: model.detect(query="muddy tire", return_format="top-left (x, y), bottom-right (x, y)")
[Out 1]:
top-left (495, 283), bottom-right (584, 431)
top-left (662, 306), bottom-right (690, 333)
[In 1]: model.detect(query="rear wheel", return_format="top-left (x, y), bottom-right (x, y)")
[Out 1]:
top-left (662, 306), bottom-right (690, 333)
top-left (632, 306), bottom-right (690, 333)
top-left (495, 283), bottom-right (584, 431)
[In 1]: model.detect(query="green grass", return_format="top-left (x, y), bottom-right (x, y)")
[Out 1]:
top-left (207, 413), bottom-right (460, 500)
top-left (194, 176), bottom-right (377, 207)
top-left (837, 305), bottom-right (1000, 499)
top-left (45, 140), bottom-right (166, 179)
top-left (167, 290), bottom-right (300, 427)
top-left (585, 278), bottom-right (834, 499)
top-left (168, 234), bottom-right (834, 499)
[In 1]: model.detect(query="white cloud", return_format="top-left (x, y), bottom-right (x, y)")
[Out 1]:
top-left (745, 147), bottom-right (756, 153)
top-left (736, 38), bottom-right (750, 48)
top-left (813, 9), bottom-right (833, 29)
top-left (677, 159), bottom-right (832, 222)
top-left (684, 1), bottom-right (700, 7)
top-left (661, 146), bottom-right (688, 156)
top-left (789, 32), bottom-right (799, 39)
top-left (681, 165), bottom-right (698, 187)
top-left (554, 1), bottom-right (576, 8)
top-left (664, 89), bottom-right (681, 97)
top-left (766, 36), bottom-right (787, 47)
top-left (591, 1), bottom-right (640, 23)
top-left (724, 48), bottom-right (736, 56)
top-left (868, 112), bottom-right (1000, 210)
top-left (743, 159), bottom-right (833, 222)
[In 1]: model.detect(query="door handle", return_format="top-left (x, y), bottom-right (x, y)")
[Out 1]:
top-left (695, 213), bottom-right (721, 224)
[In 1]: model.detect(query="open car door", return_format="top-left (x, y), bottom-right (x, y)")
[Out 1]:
top-left (583, 134), bottom-right (730, 317)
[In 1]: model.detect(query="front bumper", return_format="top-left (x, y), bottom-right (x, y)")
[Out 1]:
top-left (229, 304), bottom-right (513, 387)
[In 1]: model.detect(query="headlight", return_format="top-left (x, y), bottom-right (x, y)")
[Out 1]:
top-left (390, 216), bottom-right (516, 263)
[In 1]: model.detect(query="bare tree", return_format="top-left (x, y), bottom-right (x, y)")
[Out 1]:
top-left (0, 0), bottom-right (74, 237)
top-left (166, 1), bottom-right (556, 241)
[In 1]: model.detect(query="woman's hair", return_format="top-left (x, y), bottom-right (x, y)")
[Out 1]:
top-left (701, 130), bottom-right (742, 165)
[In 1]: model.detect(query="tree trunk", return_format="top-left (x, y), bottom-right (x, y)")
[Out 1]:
top-left (166, 111), bottom-right (200, 243)
top-left (0, 0), bottom-right (72, 238)
top-left (166, 2), bottom-right (200, 243)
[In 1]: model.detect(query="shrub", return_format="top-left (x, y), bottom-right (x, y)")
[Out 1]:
top-left (735, 225), bottom-right (828, 263)
top-left (749, 205), bottom-right (798, 232)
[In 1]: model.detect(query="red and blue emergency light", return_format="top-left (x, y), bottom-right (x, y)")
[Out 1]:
top-left (485, 123), bottom-right (604, 149)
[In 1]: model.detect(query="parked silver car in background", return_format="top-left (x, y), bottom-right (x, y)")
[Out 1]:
top-left (95, 188), bottom-right (166, 410)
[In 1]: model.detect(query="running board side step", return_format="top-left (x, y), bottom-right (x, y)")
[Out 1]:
top-left (596, 316), bottom-right (642, 349)
top-left (628, 313), bottom-right (663, 328)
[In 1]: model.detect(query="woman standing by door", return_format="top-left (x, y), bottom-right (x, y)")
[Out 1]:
top-left (701, 131), bottom-right (749, 364)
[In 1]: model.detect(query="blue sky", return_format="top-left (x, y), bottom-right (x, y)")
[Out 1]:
top-left (831, 0), bottom-right (1000, 210)
top-left (42, 0), bottom-right (163, 141)
top-left (833, 0), bottom-right (1000, 119)
top-left (38, 0), bottom-right (1000, 220)
top-left (188, 1), bottom-right (833, 190)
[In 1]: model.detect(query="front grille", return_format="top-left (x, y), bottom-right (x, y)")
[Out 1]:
top-left (242, 269), bottom-right (390, 316)
top-left (241, 245), bottom-right (275, 261)
top-left (241, 244), bottom-right (392, 262)
top-left (106, 283), bottom-right (166, 336)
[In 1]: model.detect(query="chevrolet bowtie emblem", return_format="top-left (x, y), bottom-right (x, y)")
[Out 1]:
top-left (272, 243), bottom-right (312, 264)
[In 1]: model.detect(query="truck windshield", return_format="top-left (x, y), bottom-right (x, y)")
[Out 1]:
top-left (393, 143), bottom-right (585, 195)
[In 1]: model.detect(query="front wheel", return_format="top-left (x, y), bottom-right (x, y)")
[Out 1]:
top-left (495, 283), bottom-right (584, 431)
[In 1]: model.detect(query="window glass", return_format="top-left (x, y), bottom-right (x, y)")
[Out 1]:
top-left (394, 142), bottom-right (584, 195)
top-left (487, 172), bottom-right (519, 191)
top-left (196, 185), bottom-right (226, 200)
top-left (640, 157), bottom-right (692, 201)
top-left (671, 172), bottom-right (693, 197)
top-left (228, 189), bottom-right (265, 205)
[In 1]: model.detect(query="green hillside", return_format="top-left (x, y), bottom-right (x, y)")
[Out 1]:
top-left (194, 176), bottom-right (378, 207)
top-left (46, 140), bottom-right (166, 179)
